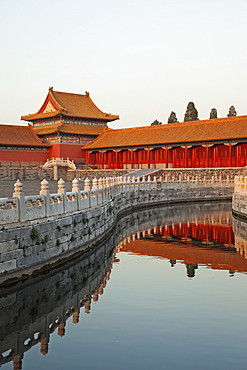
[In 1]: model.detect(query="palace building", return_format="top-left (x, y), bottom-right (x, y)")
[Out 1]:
top-left (2, 89), bottom-right (247, 170)
top-left (0, 124), bottom-right (50, 165)
top-left (21, 87), bottom-right (119, 164)
top-left (83, 115), bottom-right (247, 169)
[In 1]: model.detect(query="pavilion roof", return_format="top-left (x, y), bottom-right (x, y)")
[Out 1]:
top-left (0, 124), bottom-right (50, 147)
top-left (83, 115), bottom-right (247, 150)
top-left (21, 88), bottom-right (119, 122)
top-left (34, 124), bottom-right (105, 136)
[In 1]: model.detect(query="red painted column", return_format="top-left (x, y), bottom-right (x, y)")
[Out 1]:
top-left (148, 149), bottom-right (151, 169)
top-left (154, 150), bottom-right (157, 169)
top-left (115, 151), bottom-right (118, 169)
top-left (123, 151), bottom-right (126, 169)
top-left (172, 148), bottom-right (176, 168)
top-left (206, 145), bottom-right (209, 168)
top-left (165, 148), bottom-right (168, 168)
top-left (229, 143), bottom-right (232, 167)
top-left (192, 147), bottom-right (195, 168)
top-left (86, 151), bottom-right (89, 165)
top-left (107, 152), bottom-right (111, 169)
top-left (236, 145), bottom-right (240, 167)
top-left (131, 150), bottom-right (134, 169)
top-left (205, 224), bottom-right (209, 243)
top-left (213, 146), bottom-right (217, 167)
top-left (138, 151), bottom-right (141, 169)
top-left (185, 146), bottom-right (188, 168)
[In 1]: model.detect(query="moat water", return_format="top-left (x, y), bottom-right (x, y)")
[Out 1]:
top-left (1, 202), bottom-right (247, 370)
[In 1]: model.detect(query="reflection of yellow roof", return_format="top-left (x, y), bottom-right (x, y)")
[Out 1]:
top-left (0, 124), bottom-right (50, 147)
top-left (34, 124), bottom-right (105, 136)
top-left (21, 88), bottom-right (119, 122)
top-left (83, 115), bottom-right (247, 150)
top-left (121, 232), bottom-right (247, 273)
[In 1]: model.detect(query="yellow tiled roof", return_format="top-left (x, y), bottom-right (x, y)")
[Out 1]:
top-left (21, 88), bottom-right (119, 122)
top-left (83, 115), bottom-right (247, 150)
top-left (34, 124), bottom-right (105, 136)
top-left (0, 124), bottom-right (50, 147)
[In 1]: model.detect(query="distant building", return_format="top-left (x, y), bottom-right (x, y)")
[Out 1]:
top-left (21, 87), bottom-right (119, 164)
top-left (83, 115), bottom-right (247, 169)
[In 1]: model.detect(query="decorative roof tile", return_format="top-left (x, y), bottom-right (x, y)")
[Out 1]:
top-left (83, 115), bottom-right (247, 150)
top-left (0, 124), bottom-right (50, 147)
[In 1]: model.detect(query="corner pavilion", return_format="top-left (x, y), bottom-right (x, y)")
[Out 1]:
top-left (83, 115), bottom-right (247, 169)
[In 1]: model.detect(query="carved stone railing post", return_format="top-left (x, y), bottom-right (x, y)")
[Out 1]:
top-left (13, 355), bottom-right (23, 370)
top-left (152, 176), bottom-right (156, 189)
top-left (40, 178), bottom-right (50, 217)
top-left (105, 177), bottom-right (111, 199)
top-left (92, 178), bottom-right (98, 205)
top-left (72, 178), bottom-right (80, 211)
top-left (57, 178), bottom-right (66, 214)
top-left (136, 176), bottom-right (140, 191)
top-left (84, 178), bottom-right (91, 191)
top-left (239, 176), bottom-right (244, 193)
top-left (13, 179), bottom-right (25, 222)
top-left (98, 177), bottom-right (103, 189)
top-left (84, 178), bottom-right (91, 208)
top-left (92, 178), bottom-right (98, 190)
top-left (234, 176), bottom-right (239, 193)
top-left (122, 176), bottom-right (126, 191)
top-left (127, 176), bottom-right (131, 191)
top-left (40, 337), bottom-right (49, 355)
top-left (58, 178), bottom-right (66, 194)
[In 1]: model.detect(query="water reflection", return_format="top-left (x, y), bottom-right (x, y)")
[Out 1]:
top-left (118, 203), bottom-right (247, 276)
top-left (0, 237), bottom-right (116, 369)
top-left (1, 201), bottom-right (247, 369)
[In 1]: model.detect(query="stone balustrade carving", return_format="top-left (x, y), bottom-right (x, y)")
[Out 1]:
top-left (0, 175), bottom-right (234, 226)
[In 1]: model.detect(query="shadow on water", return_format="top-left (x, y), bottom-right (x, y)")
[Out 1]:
top-left (1, 201), bottom-right (247, 369)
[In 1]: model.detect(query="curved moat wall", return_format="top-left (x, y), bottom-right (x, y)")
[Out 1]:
top-left (232, 176), bottom-right (247, 220)
top-left (0, 176), bottom-right (234, 286)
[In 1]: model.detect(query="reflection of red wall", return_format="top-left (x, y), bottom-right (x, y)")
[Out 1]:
top-left (158, 223), bottom-right (234, 245)
top-left (49, 144), bottom-right (85, 162)
top-left (0, 149), bottom-right (49, 162)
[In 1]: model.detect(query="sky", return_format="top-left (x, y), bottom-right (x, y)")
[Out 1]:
top-left (0, 0), bottom-right (247, 129)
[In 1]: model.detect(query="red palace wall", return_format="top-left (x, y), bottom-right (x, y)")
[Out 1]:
top-left (49, 144), bottom-right (85, 162)
top-left (0, 149), bottom-right (50, 163)
top-left (90, 143), bottom-right (247, 169)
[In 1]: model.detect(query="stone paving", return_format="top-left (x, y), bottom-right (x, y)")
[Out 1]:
top-left (126, 168), bottom-right (160, 178)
